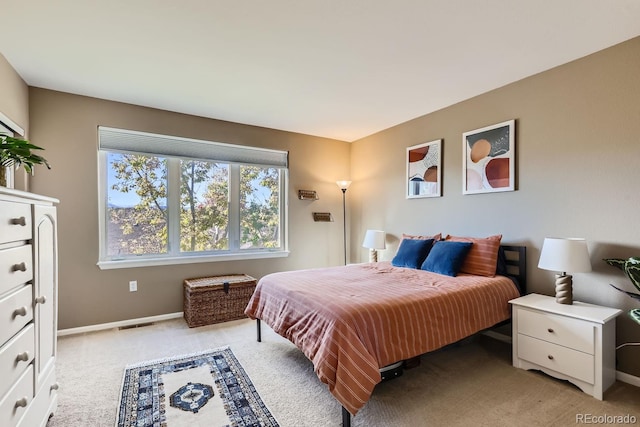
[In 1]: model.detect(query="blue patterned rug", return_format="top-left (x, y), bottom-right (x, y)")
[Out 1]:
top-left (116, 347), bottom-right (279, 427)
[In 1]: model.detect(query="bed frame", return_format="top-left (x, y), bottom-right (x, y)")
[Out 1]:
top-left (254, 244), bottom-right (527, 427)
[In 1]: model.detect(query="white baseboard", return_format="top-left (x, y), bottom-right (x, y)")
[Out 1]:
top-left (57, 312), bottom-right (183, 337)
top-left (616, 370), bottom-right (640, 388)
top-left (481, 330), bottom-right (512, 344)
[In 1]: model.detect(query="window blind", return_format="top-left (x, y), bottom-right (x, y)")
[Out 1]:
top-left (98, 126), bottom-right (288, 168)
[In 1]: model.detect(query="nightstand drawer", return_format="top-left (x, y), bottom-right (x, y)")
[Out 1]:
top-left (518, 334), bottom-right (594, 384)
top-left (517, 308), bottom-right (594, 354)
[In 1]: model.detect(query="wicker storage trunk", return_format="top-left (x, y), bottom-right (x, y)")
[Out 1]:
top-left (183, 274), bottom-right (257, 327)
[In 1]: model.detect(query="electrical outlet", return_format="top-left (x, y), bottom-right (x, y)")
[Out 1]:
top-left (129, 280), bottom-right (137, 292)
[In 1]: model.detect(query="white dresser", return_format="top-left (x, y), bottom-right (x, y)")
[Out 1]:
top-left (510, 293), bottom-right (621, 400)
top-left (0, 188), bottom-right (59, 427)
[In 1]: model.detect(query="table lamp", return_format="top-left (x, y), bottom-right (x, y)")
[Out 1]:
top-left (362, 230), bottom-right (386, 262)
top-left (538, 237), bottom-right (592, 304)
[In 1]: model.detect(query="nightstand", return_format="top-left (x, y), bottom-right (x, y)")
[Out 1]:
top-left (510, 293), bottom-right (622, 400)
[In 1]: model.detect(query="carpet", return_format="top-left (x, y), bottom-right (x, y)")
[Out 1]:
top-left (116, 347), bottom-right (279, 427)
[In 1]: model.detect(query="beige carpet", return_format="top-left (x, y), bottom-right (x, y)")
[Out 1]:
top-left (47, 318), bottom-right (640, 427)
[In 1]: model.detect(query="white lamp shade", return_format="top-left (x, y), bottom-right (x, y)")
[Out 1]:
top-left (336, 180), bottom-right (352, 190)
top-left (538, 237), bottom-right (592, 273)
top-left (362, 230), bottom-right (386, 250)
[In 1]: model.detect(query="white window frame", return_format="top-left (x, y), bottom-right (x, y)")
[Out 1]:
top-left (0, 112), bottom-right (25, 189)
top-left (97, 127), bottom-right (289, 270)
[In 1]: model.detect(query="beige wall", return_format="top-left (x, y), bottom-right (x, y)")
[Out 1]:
top-left (351, 36), bottom-right (640, 376)
top-left (27, 89), bottom-right (350, 330)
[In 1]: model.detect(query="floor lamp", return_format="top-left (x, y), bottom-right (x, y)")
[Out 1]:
top-left (336, 180), bottom-right (352, 265)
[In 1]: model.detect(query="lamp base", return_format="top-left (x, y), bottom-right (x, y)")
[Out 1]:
top-left (555, 273), bottom-right (573, 305)
top-left (369, 249), bottom-right (378, 263)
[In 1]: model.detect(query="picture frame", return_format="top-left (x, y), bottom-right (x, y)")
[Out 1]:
top-left (406, 139), bottom-right (441, 199)
top-left (462, 120), bottom-right (515, 195)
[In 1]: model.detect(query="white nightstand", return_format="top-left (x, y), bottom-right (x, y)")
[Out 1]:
top-left (510, 293), bottom-right (622, 400)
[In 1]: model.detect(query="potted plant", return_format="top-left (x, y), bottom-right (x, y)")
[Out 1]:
top-left (604, 257), bottom-right (640, 324)
top-left (0, 135), bottom-right (51, 187)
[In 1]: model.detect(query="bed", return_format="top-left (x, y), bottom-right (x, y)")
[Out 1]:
top-left (245, 243), bottom-right (526, 426)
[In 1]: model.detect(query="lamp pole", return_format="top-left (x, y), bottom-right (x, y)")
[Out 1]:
top-left (336, 180), bottom-right (352, 265)
top-left (341, 187), bottom-right (347, 265)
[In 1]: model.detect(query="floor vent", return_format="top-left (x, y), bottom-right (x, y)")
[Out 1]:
top-left (119, 322), bottom-right (154, 330)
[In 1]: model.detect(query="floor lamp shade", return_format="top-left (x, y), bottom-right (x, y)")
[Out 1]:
top-left (336, 180), bottom-right (352, 191)
top-left (538, 237), bottom-right (592, 304)
top-left (362, 230), bottom-right (386, 262)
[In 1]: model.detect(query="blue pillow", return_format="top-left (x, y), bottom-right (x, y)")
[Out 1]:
top-left (421, 241), bottom-right (473, 276)
top-left (391, 239), bottom-right (434, 269)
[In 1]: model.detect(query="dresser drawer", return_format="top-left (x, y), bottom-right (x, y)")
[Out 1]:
top-left (17, 364), bottom-right (57, 427)
top-left (517, 308), bottom-right (595, 354)
top-left (0, 324), bottom-right (35, 400)
top-left (0, 245), bottom-right (33, 297)
top-left (0, 364), bottom-right (33, 427)
top-left (0, 200), bottom-right (32, 245)
top-left (518, 333), bottom-right (595, 384)
top-left (0, 286), bottom-right (33, 345)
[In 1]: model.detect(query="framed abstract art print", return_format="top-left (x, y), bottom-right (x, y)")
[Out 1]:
top-left (462, 120), bottom-right (515, 195)
top-left (406, 139), bottom-right (441, 199)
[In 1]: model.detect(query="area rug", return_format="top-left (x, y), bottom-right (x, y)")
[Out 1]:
top-left (116, 347), bottom-right (279, 427)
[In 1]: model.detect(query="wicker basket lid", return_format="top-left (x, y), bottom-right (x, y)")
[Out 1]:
top-left (184, 274), bottom-right (256, 289)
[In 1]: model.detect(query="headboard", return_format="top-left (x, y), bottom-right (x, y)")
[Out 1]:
top-left (500, 245), bottom-right (527, 295)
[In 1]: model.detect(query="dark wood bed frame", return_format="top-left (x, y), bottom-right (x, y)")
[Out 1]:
top-left (254, 244), bottom-right (527, 427)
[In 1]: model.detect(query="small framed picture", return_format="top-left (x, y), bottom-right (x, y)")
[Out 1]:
top-left (406, 139), bottom-right (441, 199)
top-left (462, 120), bottom-right (515, 195)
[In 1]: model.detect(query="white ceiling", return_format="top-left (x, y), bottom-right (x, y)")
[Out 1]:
top-left (2, 1), bottom-right (639, 142)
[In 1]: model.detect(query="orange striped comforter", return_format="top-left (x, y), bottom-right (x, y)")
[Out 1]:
top-left (244, 262), bottom-right (520, 415)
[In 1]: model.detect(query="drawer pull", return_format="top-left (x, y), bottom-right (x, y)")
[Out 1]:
top-left (11, 217), bottom-right (27, 226)
top-left (547, 355), bottom-right (554, 360)
top-left (547, 328), bottom-right (554, 333)
top-left (13, 306), bottom-right (28, 317)
top-left (35, 295), bottom-right (47, 304)
top-left (12, 262), bottom-right (27, 272)
top-left (51, 383), bottom-right (60, 391)
top-left (16, 351), bottom-right (30, 362)
top-left (15, 397), bottom-right (28, 408)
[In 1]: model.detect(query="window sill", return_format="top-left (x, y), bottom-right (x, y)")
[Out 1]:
top-left (97, 250), bottom-right (290, 270)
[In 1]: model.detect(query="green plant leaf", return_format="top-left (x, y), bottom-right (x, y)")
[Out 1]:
top-left (0, 135), bottom-right (51, 173)
top-left (603, 258), bottom-right (625, 271)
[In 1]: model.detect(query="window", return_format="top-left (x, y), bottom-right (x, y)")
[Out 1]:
top-left (0, 120), bottom-right (16, 188)
top-left (97, 127), bottom-right (288, 269)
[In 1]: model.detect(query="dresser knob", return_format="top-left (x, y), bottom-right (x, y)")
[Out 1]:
top-left (13, 306), bottom-right (28, 317)
top-left (35, 295), bottom-right (47, 304)
top-left (51, 383), bottom-right (60, 391)
top-left (547, 355), bottom-right (554, 360)
top-left (547, 328), bottom-right (554, 333)
top-left (12, 262), bottom-right (27, 272)
top-left (11, 217), bottom-right (27, 226)
top-left (15, 397), bottom-right (28, 408)
top-left (16, 351), bottom-right (30, 362)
